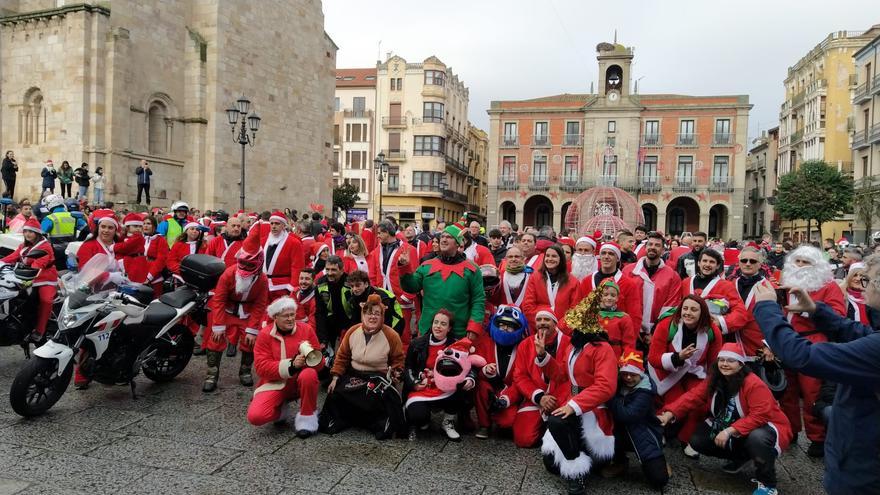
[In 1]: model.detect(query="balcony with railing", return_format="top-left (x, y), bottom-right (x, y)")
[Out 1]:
top-left (672, 175), bottom-right (696, 192)
top-left (531, 134), bottom-right (551, 147)
top-left (562, 134), bottom-right (583, 147)
top-left (445, 155), bottom-right (468, 174)
top-left (597, 175), bottom-right (618, 187)
top-left (709, 176), bottom-right (734, 193)
top-left (529, 174), bottom-right (550, 190)
top-left (442, 189), bottom-right (469, 204)
top-left (806, 78), bottom-right (827, 96)
top-left (791, 90), bottom-right (806, 108)
top-left (712, 133), bottom-right (732, 146)
top-left (853, 129), bottom-right (869, 149)
top-left (386, 184), bottom-right (406, 194)
top-left (639, 176), bottom-right (661, 193)
top-left (874, 74), bottom-right (880, 95)
top-left (499, 176), bottom-right (518, 191)
top-left (870, 123), bottom-right (880, 144)
top-left (560, 174), bottom-right (582, 192)
top-left (642, 134), bottom-right (662, 147)
top-left (676, 133), bottom-right (697, 147)
top-left (790, 129), bottom-right (804, 144)
top-left (837, 161), bottom-right (854, 176)
top-left (343, 109), bottom-right (372, 118)
top-left (854, 82), bottom-right (871, 104)
top-left (382, 116), bottom-right (407, 128)
top-left (500, 135), bottom-right (519, 148)
top-left (749, 188), bottom-right (760, 201)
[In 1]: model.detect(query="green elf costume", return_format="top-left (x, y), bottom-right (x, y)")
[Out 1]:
top-left (399, 220), bottom-right (485, 339)
top-left (596, 279), bottom-right (638, 358)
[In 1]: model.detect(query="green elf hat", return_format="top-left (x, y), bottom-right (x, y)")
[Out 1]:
top-left (444, 216), bottom-right (467, 245)
top-left (599, 279), bottom-right (620, 294)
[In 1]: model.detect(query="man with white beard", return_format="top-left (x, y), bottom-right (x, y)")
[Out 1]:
top-left (204, 227), bottom-right (269, 392)
top-left (570, 236), bottom-right (598, 281)
top-left (778, 245), bottom-right (846, 458)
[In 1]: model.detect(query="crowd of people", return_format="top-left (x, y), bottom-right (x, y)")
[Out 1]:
top-left (2, 191), bottom-right (880, 495)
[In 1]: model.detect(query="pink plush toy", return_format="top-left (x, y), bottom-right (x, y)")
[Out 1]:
top-left (432, 338), bottom-right (487, 392)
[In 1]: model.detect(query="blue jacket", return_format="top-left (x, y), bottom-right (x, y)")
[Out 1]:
top-left (40, 167), bottom-right (57, 188)
top-left (755, 301), bottom-right (880, 495)
top-left (135, 166), bottom-right (152, 185)
top-left (608, 374), bottom-right (664, 463)
top-left (40, 206), bottom-right (87, 236)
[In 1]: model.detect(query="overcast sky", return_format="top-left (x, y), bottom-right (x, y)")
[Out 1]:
top-left (324, 0), bottom-right (879, 143)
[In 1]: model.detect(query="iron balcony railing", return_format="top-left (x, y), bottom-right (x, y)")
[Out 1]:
top-left (672, 175), bottom-right (696, 192)
top-left (642, 134), bottom-right (662, 147)
top-left (562, 134), bottom-right (583, 146)
top-left (712, 133), bottom-right (732, 146)
top-left (382, 116), bottom-right (407, 127)
top-left (531, 134), bottom-right (551, 147)
top-left (709, 176), bottom-right (734, 193)
top-left (676, 133), bottom-right (697, 147)
top-left (529, 174), bottom-right (550, 190)
top-left (500, 135), bottom-right (519, 147)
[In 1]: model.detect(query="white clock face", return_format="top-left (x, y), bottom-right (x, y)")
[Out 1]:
top-left (608, 91), bottom-right (619, 102)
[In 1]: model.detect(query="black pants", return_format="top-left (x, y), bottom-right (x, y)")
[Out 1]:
top-left (690, 422), bottom-right (778, 486)
top-left (137, 183), bottom-right (150, 204)
top-left (3, 177), bottom-right (14, 198)
top-left (613, 428), bottom-right (669, 489)
top-left (319, 372), bottom-right (404, 437)
top-left (546, 414), bottom-right (585, 461)
top-left (60, 183), bottom-right (72, 198)
top-left (405, 391), bottom-right (468, 427)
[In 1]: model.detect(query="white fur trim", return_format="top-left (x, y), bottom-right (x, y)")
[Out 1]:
top-left (269, 214), bottom-right (288, 225)
top-left (294, 412), bottom-right (319, 433)
top-left (245, 327), bottom-right (259, 336)
top-left (536, 309), bottom-right (558, 323)
top-left (661, 352), bottom-right (676, 372)
top-left (717, 315), bottom-right (730, 335)
top-left (531, 389), bottom-right (543, 405)
top-left (541, 429), bottom-right (592, 479)
top-left (212, 325), bottom-right (226, 333)
top-left (580, 410), bottom-right (615, 461)
top-left (278, 359), bottom-right (293, 379)
top-left (576, 236), bottom-right (596, 248)
top-left (567, 399), bottom-right (583, 417)
top-left (717, 350), bottom-right (745, 363)
top-left (535, 352), bottom-right (551, 367)
top-left (267, 296), bottom-right (298, 318)
top-left (619, 365), bottom-right (644, 375)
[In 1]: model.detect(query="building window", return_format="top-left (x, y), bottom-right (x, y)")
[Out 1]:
top-left (332, 151), bottom-right (339, 173)
top-left (714, 119), bottom-right (731, 145)
top-left (678, 120), bottom-right (695, 145)
top-left (644, 120), bottom-right (660, 145)
top-left (677, 156), bottom-right (694, 183)
top-left (606, 136), bottom-right (616, 148)
top-left (414, 135), bottom-right (445, 156)
top-left (333, 124), bottom-right (340, 146)
top-left (503, 122), bottom-right (518, 146)
top-left (413, 171), bottom-right (443, 191)
top-left (668, 208), bottom-right (685, 235)
top-left (148, 101), bottom-right (169, 155)
top-left (641, 156), bottom-right (658, 183)
top-left (334, 97), bottom-right (340, 112)
top-left (424, 70), bottom-right (445, 86)
top-left (532, 155), bottom-right (548, 180)
top-left (390, 78), bottom-right (396, 90)
top-left (712, 156), bottom-right (729, 185)
top-left (563, 156), bottom-right (580, 182)
top-left (601, 155), bottom-right (618, 185)
top-left (387, 167), bottom-right (400, 191)
top-left (423, 102), bottom-right (444, 123)
top-left (564, 122), bottom-right (581, 146)
top-left (351, 97), bottom-right (366, 117)
top-left (502, 156), bottom-right (516, 181)
top-left (534, 122), bottom-right (549, 146)
top-left (607, 120), bottom-right (616, 133)
top-left (351, 124), bottom-right (362, 142)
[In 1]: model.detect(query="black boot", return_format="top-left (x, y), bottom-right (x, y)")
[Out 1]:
top-left (202, 351), bottom-right (221, 393)
top-left (226, 341), bottom-right (238, 358)
top-left (565, 477), bottom-right (585, 495)
top-left (239, 351), bottom-right (254, 387)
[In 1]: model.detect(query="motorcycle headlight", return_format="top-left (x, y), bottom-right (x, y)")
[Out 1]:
top-left (59, 312), bottom-right (79, 330)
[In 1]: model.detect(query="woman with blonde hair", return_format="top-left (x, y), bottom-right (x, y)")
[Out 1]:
top-left (342, 234), bottom-right (369, 275)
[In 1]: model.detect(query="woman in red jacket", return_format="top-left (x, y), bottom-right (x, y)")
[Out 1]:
top-left (658, 343), bottom-right (792, 495)
top-left (648, 294), bottom-right (722, 451)
top-left (2, 218), bottom-right (57, 341)
top-left (77, 211), bottom-right (120, 268)
top-left (141, 216), bottom-right (169, 296)
top-left (167, 222), bottom-right (207, 282)
top-left (342, 234), bottom-right (369, 275)
top-left (522, 245), bottom-right (579, 334)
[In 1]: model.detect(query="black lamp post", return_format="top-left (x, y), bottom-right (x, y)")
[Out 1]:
top-left (374, 152), bottom-right (389, 219)
top-left (439, 175), bottom-right (449, 222)
top-left (226, 96), bottom-right (261, 211)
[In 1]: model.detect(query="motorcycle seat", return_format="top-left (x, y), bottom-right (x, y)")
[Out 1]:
top-left (158, 288), bottom-right (197, 309)
top-left (141, 302), bottom-right (177, 326)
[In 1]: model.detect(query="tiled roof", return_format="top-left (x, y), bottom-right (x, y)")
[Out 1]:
top-left (335, 68), bottom-right (377, 87)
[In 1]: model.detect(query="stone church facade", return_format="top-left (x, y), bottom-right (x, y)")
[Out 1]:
top-left (0, 0), bottom-right (336, 211)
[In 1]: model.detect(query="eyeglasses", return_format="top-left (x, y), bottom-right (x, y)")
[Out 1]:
top-left (739, 258), bottom-right (759, 265)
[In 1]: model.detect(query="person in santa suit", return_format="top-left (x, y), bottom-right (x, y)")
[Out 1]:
top-left (522, 245), bottom-right (579, 334)
top-left (681, 249), bottom-right (752, 353)
top-left (139, 215), bottom-right (168, 297)
top-left (473, 305), bottom-right (529, 439)
top-left (403, 309), bottom-right (476, 441)
top-left (369, 220), bottom-right (418, 346)
top-left (488, 246), bottom-right (532, 312)
top-left (262, 210), bottom-right (305, 302)
top-left (203, 227), bottom-right (268, 392)
top-left (403, 224), bottom-right (429, 260)
top-left (342, 234), bottom-right (369, 275)
top-left (595, 280), bottom-right (637, 358)
top-left (292, 268), bottom-right (317, 329)
top-left (570, 235), bottom-right (598, 282)
top-left (361, 219), bottom-right (377, 253)
top-left (496, 307), bottom-right (570, 448)
top-left (294, 219), bottom-right (315, 267)
top-left (623, 231), bottom-right (681, 341)
top-left (777, 245), bottom-right (845, 457)
top-left (311, 242), bottom-right (330, 273)
top-left (247, 296), bottom-right (322, 438)
top-left (841, 262), bottom-right (880, 328)
top-left (631, 225), bottom-right (648, 259)
top-left (727, 246), bottom-right (774, 357)
top-left (1, 217), bottom-right (57, 342)
top-left (118, 213), bottom-right (148, 282)
top-left (537, 289), bottom-right (618, 495)
top-left (463, 231), bottom-right (495, 267)
top-left (167, 222), bottom-right (207, 283)
top-left (576, 242), bottom-right (643, 331)
top-left (516, 231), bottom-right (543, 271)
top-left (648, 294), bottom-right (722, 455)
top-left (76, 210), bottom-right (143, 268)
top-left (251, 211), bottom-right (272, 244)
top-left (206, 215), bottom-right (245, 267)
top-left (325, 222), bottom-right (347, 258)
top-left (658, 343), bottom-right (792, 495)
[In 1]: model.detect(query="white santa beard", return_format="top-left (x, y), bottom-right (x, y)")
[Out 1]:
top-left (267, 232), bottom-right (283, 247)
top-left (781, 264), bottom-right (832, 293)
top-left (235, 274), bottom-right (257, 294)
top-left (571, 254), bottom-right (596, 281)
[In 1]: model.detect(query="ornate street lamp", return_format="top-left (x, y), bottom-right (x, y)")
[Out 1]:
top-left (374, 152), bottom-right (389, 219)
top-left (227, 95), bottom-right (261, 210)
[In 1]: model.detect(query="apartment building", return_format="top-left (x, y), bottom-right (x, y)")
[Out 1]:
top-left (334, 68), bottom-right (377, 213)
top-left (487, 41), bottom-right (750, 239)
top-left (852, 30), bottom-right (880, 243)
top-left (744, 128), bottom-right (779, 240)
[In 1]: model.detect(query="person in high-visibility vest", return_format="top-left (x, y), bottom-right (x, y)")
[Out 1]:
top-left (157, 200), bottom-right (191, 247)
top-left (39, 194), bottom-right (85, 241)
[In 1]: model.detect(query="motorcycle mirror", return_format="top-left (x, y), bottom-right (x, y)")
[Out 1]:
top-left (0, 198), bottom-right (13, 206)
top-left (24, 249), bottom-right (48, 259)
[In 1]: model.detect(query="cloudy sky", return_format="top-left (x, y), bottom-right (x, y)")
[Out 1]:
top-left (324, 0), bottom-right (878, 142)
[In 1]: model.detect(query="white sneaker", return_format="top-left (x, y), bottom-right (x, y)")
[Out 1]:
top-left (441, 413), bottom-right (461, 441)
top-left (683, 444), bottom-right (700, 459)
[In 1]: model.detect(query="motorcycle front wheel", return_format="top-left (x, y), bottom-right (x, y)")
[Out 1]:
top-left (141, 324), bottom-right (194, 383)
top-left (9, 356), bottom-right (73, 417)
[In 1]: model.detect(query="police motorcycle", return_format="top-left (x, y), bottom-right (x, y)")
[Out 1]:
top-left (0, 248), bottom-right (54, 357)
top-left (9, 252), bottom-right (225, 417)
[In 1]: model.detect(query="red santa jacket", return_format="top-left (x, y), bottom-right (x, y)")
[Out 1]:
top-left (342, 253), bottom-right (370, 275)
top-left (577, 270), bottom-right (643, 332)
top-left (623, 258), bottom-right (682, 333)
top-left (598, 310), bottom-right (637, 358)
top-left (2, 238), bottom-right (57, 286)
top-left (465, 242), bottom-right (495, 267)
top-left (512, 330), bottom-right (571, 407)
top-left (293, 288), bottom-right (317, 328)
top-left (537, 339), bottom-right (618, 417)
top-left (253, 220), bottom-right (271, 245)
top-left (407, 238), bottom-right (429, 261)
top-left (167, 240), bottom-right (207, 276)
top-left (253, 321), bottom-right (324, 394)
top-left (785, 280), bottom-right (846, 341)
top-left (846, 288), bottom-right (870, 326)
top-left (488, 270), bottom-right (532, 309)
top-left (667, 245), bottom-right (691, 270)
top-left (361, 228), bottom-right (377, 253)
top-left (209, 266), bottom-right (269, 336)
top-left (667, 372), bottom-right (792, 452)
top-left (206, 234), bottom-right (243, 267)
top-left (521, 272), bottom-right (579, 333)
top-left (648, 317), bottom-right (722, 397)
top-left (681, 275), bottom-right (749, 339)
top-left (475, 333), bottom-right (518, 388)
top-left (367, 240), bottom-right (418, 307)
top-left (731, 276), bottom-right (774, 356)
top-left (77, 235), bottom-right (145, 269)
top-left (142, 234), bottom-right (169, 283)
top-left (262, 232), bottom-right (305, 294)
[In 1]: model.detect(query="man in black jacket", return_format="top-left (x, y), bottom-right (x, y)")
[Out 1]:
top-left (675, 231), bottom-right (706, 279)
top-left (135, 160), bottom-right (152, 205)
top-left (1, 150), bottom-right (17, 198)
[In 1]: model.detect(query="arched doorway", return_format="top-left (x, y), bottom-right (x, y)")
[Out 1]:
top-left (523, 195), bottom-right (553, 230)
top-left (642, 203), bottom-right (657, 231)
top-left (709, 204), bottom-right (729, 239)
top-left (560, 202), bottom-right (572, 233)
top-left (666, 197), bottom-right (700, 236)
top-left (500, 201), bottom-right (517, 226)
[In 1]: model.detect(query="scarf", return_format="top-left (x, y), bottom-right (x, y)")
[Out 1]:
top-left (736, 273), bottom-right (763, 302)
top-left (505, 263), bottom-right (525, 274)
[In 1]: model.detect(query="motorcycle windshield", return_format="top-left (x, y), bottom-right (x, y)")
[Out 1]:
top-left (68, 254), bottom-right (118, 309)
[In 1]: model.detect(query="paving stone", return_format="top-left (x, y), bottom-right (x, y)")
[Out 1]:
top-left (331, 466), bottom-right (485, 495)
top-left (213, 423), bottom-right (296, 455)
top-left (119, 470), bottom-right (285, 495)
top-left (118, 410), bottom-right (240, 447)
top-left (0, 478), bottom-right (30, 495)
top-left (274, 433), bottom-right (412, 470)
top-left (90, 435), bottom-right (244, 474)
top-left (50, 406), bottom-right (150, 431)
top-left (396, 446), bottom-right (527, 488)
top-left (217, 453), bottom-right (350, 493)
top-left (0, 441), bottom-right (48, 460)
top-left (2, 450), bottom-right (153, 493)
top-left (517, 466), bottom-right (567, 495)
top-left (11, 483), bottom-right (90, 495)
top-left (0, 420), bottom-right (124, 454)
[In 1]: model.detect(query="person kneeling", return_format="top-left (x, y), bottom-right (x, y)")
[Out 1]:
top-left (657, 343), bottom-right (792, 495)
top-left (319, 293), bottom-right (406, 440)
top-left (247, 297), bottom-right (322, 438)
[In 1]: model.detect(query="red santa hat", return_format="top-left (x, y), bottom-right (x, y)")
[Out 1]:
top-left (599, 242), bottom-right (621, 259)
top-left (446, 337), bottom-right (475, 354)
top-left (210, 220), bottom-right (226, 228)
top-left (22, 217), bottom-right (44, 235)
top-left (269, 210), bottom-right (288, 225)
top-left (45, 159), bottom-right (53, 165)
top-left (248, 212), bottom-right (259, 219)
top-left (534, 305), bottom-right (558, 324)
top-left (837, 237), bottom-right (849, 248)
top-left (745, 241), bottom-right (761, 250)
top-left (619, 350), bottom-right (646, 375)
top-left (557, 237), bottom-right (575, 249)
top-left (198, 216), bottom-right (212, 227)
top-left (93, 209), bottom-right (118, 229)
top-left (236, 225), bottom-right (264, 277)
top-left (123, 212), bottom-right (144, 227)
top-left (716, 342), bottom-right (746, 363)
top-left (183, 222), bottom-right (201, 231)
top-left (575, 230), bottom-right (602, 248)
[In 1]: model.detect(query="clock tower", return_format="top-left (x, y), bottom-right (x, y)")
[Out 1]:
top-left (595, 41), bottom-right (633, 104)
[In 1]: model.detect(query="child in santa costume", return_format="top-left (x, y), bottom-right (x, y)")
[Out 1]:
top-left (262, 210), bottom-right (305, 301)
top-left (537, 288), bottom-right (618, 495)
top-left (659, 343), bottom-right (792, 495)
top-left (590, 279), bottom-right (636, 359)
top-left (777, 246), bottom-right (845, 457)
top-left (203, 227), bottom-right (268, 392)
top-left (648, 294), bottom-right (722, 452)
top-left (247, 296), bottom-right (322, 438)
top-left (1, 217), bottom-right (57, 342)
top-left (576, 242), bottom-right (644, 334)
top-left (522, 245), bottom-right (579, 334)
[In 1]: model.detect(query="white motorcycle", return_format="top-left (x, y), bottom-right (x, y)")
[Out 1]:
top-left (9, 253), bottom-right (225, 417)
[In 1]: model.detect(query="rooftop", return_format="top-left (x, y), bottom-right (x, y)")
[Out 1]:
top-left (335, 68), bottom-right (377, 88)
